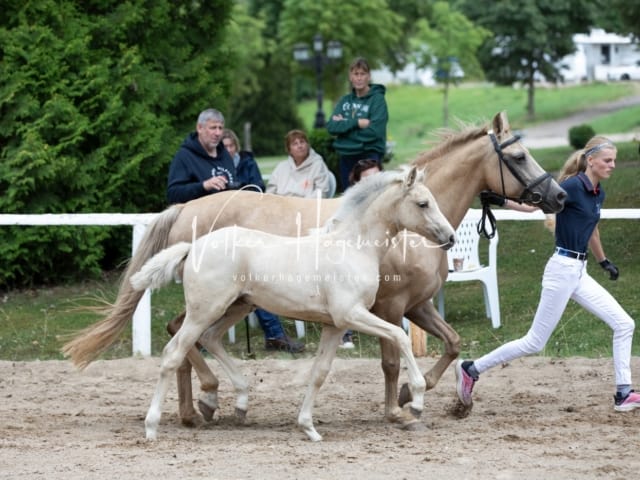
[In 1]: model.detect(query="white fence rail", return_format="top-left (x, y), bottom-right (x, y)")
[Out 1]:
top-left (0, 213), bottom-right (157, 356)
top-left (1, 208), bottom-right (638, 356)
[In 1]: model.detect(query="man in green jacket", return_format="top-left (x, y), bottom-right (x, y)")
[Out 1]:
top-left (326, 57), bottom-right (388, 190)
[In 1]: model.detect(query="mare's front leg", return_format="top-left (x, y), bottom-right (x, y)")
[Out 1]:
top-left (297, 325), bottom-right (343, 442)
top-left (167, 312), bottom-right (220, 426)
top-left (348, 306), bottom-right (426, 422)
top-left (398, 300), bottom-right (461, 407)
top-left (369, 302), bottom-right (406, 423)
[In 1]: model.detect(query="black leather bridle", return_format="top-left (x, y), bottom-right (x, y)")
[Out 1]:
top-left (478, 130), bottom-right (555, 239)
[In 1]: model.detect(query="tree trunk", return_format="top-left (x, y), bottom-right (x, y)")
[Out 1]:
top-left (442, 81), bottom-right (450, 127)
top-left (526, 78), bottom-right (535, 121)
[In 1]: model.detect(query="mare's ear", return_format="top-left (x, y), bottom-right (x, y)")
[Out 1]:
top-left (492, 111), bottom-right (510, 137)
top-left (404, 166), bottom-right (418, 188)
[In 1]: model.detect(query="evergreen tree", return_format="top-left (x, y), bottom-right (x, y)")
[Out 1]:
top-left (0, 0), bottom-right (233, 286)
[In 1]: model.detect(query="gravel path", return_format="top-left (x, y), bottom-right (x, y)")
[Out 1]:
top-left (521, 92), bottom-right (640, 148)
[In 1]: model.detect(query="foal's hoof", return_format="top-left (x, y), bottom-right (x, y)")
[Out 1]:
top-left (234, 407), bottom-right (247, 424)
top-left (448, 398), bottom-right (473, 419)
top-left (401, 418), bottom-right (426, 432)
top-left (409, 406), bottom-right (422, 419)
top-left (398, 382), bottom-right (412, 407)
top-left (198, 400), bottom-right (216, 422)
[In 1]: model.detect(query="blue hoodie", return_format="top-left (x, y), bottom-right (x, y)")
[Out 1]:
top-left (167, 132), bottom-right (237, 204)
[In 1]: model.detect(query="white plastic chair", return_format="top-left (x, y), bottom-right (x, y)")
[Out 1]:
top-left (437, 215), bottom-right (501, 328)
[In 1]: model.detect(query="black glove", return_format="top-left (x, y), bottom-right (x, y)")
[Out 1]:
top-left (599, 259), bottom-right (619, 280)
top-left (480, 190), bottom-right (506, 207)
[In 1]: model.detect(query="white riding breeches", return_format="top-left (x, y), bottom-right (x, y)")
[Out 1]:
top-left (474, 253), bottom-right (635, 386)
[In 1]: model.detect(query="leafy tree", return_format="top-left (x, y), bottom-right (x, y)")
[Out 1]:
top-left (278, 0), bottom-right (404, 103)
top-left (0, 0), bottom-right (233, 287)
top-left (224, 0), bottom-right (304, 154)
top-left (410, 2), bottom-right (490, 126)
top-left (596, 0), bottom-right (640, 39)
top-left (457, 0), bottom-right (595, 120)
top-left (382, 0), bottom-right (436, 73)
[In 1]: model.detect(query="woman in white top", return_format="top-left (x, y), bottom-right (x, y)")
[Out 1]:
top-left (267, 129), bottom-right (332, 198)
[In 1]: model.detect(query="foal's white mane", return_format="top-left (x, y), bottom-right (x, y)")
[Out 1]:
top-left (323, 170), bottom-right (404, 232)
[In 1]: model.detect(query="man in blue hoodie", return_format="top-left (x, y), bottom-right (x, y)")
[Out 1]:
top-left (167, 109), bottom-right (238, 204)
top-left (326, 57), bottom-right (388, 190)
top-left (166, 109), bottom-right (304, 353)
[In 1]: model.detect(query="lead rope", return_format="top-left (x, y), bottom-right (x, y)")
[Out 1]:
top-left (477, 198), bottom-right (498, 239)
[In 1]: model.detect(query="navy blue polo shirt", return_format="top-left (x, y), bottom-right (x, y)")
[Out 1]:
top-left (555, 172), bottom-right (604, 254)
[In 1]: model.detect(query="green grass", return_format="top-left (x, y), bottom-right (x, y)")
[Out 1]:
top-left (2, 83), bottom-right (639, 362)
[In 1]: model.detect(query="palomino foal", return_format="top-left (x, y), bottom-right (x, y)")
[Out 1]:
top-left (130, 167), bottom-right (455, 441)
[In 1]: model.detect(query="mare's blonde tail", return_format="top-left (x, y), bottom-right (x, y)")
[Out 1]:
top-left (130, 242), bottom-right (191, 291)
top-left (62, 205), bottom-right (184, 369)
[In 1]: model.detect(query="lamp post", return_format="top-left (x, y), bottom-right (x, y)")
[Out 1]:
top-left (293, 33), bottom-right (342, 128)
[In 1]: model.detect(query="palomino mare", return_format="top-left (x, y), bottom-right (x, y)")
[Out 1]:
top-left (63, 111), bottom-right (566, 426)
top-left (129, 167), bottom-right (456, 441)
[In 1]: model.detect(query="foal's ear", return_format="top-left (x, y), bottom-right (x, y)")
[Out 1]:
top-left (404, 166), bottom-right (417, 188)
top-left (492, 111), bottom-right (510, 136)
top-left (404, 166), bottom-right (421, 188)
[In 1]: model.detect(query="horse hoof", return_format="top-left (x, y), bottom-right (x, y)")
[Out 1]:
top-left (302, 428), bottom-right (323, 442)
top-left (448, 398), bottom-right (473, 419)
top-left (385, 406), bottom-right (405, 424)
top-left (409, 406), bottom-right (422, 419)
top-left (180, 415), bottom-right (199, 428)
top-left (198, 400), bottom-right (216, 422)
top-left (398, 382), bottom-right (412, 407)
top-left (401, 419), bottom-right (426, 432)
top-left (234, 407), bottom-right (247, 424)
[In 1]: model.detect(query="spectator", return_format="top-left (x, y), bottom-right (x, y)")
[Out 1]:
top-left (348, 158), bottom-right (383, 186)
top-left (167, 108), bottom-right (237, 205)
top-left (221, 128), bottom-right (265, 192)
top-left (326, 57), bottom-right (388, 190)
top-left (266, 129), bottom-right (332, 198)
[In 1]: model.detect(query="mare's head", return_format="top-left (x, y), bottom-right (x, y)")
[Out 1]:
top-left (416, 112), bottom-right (566, 213)
top-left (334, 166), bottom-right (455, 250)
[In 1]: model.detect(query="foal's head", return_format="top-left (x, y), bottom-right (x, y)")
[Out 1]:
top-left (334, 166), bottom-right (455, 250)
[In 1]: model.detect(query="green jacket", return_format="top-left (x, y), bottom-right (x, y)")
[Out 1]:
top-left (326, 84), bottom-right (388, 157)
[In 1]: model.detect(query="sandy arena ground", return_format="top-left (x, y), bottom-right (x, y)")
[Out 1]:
top-left (1, 355), bottom-right (639, 479)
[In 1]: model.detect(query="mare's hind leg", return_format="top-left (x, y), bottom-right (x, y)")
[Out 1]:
top-left (167, 312), bottom-right (220, 426)
top-left (297, 325), bottom-right (343, 442)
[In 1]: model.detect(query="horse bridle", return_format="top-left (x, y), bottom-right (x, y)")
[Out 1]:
top-left (478, 130), bottom-right (554, 239)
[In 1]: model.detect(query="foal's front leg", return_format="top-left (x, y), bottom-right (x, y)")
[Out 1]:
top-left (347, 306), bottom-right (427, 420)
top-left (297, 325), bottom-right (343, 442)
top-left (145, 316), bottom-right (211, 440)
